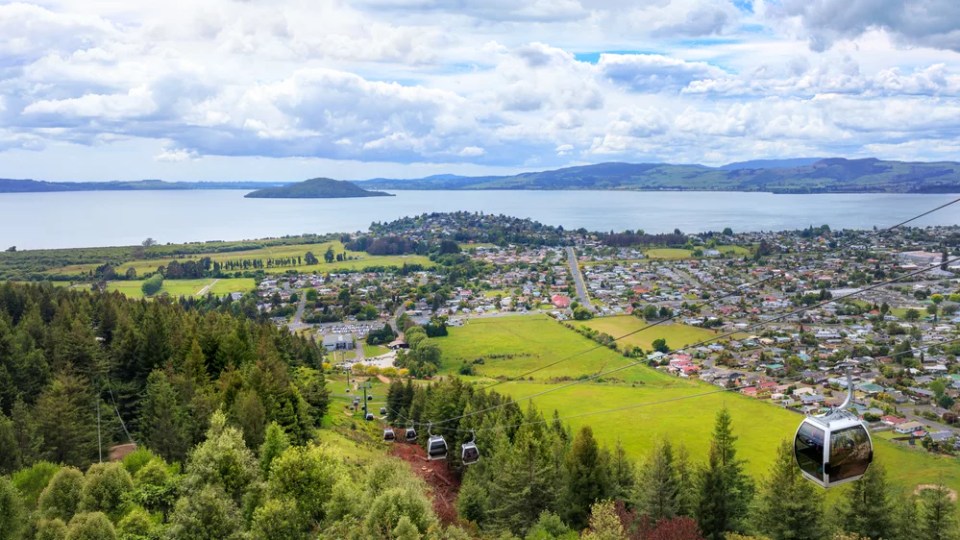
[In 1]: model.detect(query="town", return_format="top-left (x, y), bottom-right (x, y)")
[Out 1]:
top-left (246, 215), bottom-right (960, 458)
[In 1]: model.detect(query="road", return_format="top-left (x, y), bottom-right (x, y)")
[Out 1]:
top-left (565, 246), bottom-right (594, 311)
top-left (389, 304), bottom-right (405, 335)
top-left (287, 291), bottom-right (308, 332)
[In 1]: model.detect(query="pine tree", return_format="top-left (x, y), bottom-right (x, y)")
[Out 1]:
top-left (696, 407), bottom-right (753, 540)
top-left (610, 439), bottom-right (636, 502)
top-left (919, 484), bottom-right (958, 540)
top-left (564, 426), bottom-right (611, 529)
top-left (675, 443), bottom-right (697, 517)
top-left (754, 440), bottom-right (824, 540)
top-left (638, 439), bottom-right (679, 521)
top-left (582, 500), bottom-right (627, 540)
top-left (33, 372), bottom-right (98, 467)
top-left (139, 370), bottom-right (190, 463)
top-left (838, 463), bottom-right (895, 539)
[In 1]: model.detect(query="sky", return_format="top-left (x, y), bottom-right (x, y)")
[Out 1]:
top-left (1, 0), bottom-right (959, 181)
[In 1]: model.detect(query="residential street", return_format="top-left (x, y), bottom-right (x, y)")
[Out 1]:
top-left (565, 246), bottom-right (593, 310)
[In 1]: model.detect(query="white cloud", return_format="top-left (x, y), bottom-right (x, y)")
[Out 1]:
top-left (1, 0), bottom-right (960, 176)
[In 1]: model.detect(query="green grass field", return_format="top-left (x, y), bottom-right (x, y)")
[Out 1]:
top-left (434, 314), bottom-right (960, 495)
top-left (363, 343), bottom-right (390, 357)
top-left (494, 380), bottom-right (960, 495)
top-left (716, 245), bottom-right (751, 256)
top-left (50, 240), bottom-right (433, 276)
top-left (106, 277), bottom-right (254, 299)
top-left (580, 315), bottom-right (721, 352)
top-left (645, 248), bottom-right (694, 260)
top-left (434, 315), bottom-right (674, 384)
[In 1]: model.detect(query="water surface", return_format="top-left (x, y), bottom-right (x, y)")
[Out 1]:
top-left (2, 190), bottom-right (959, 249)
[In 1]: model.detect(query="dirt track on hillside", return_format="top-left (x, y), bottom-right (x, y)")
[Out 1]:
top-left (390, 441), bottom-right (460, 525)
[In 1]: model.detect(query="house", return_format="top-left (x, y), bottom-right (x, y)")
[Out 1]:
top-left (895, 421), bottom-right (925, 435)
top-left (551, 294), bottom-right (571, 309)
top-left (881, 415), bottom-right (907, 426)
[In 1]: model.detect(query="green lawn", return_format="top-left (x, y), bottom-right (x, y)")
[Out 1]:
top-left (51, 240), bottom-right (433, 276)
top-left (716, 245), bottom-right (751, 256)
top-left (434, 313), bottom-right (960, 495)
top-left (495, 380), bottom-right (960, 495)
top-left (580, 315), bottom-right (721, 352)
top-left (106, 277), bottom-right (255, 299)
top-left (434, 314), bottom-right (673, 384)
top-left (363, 343), bottom-right (390, 357)
top-left (645, 248), bottom-right (693, 260)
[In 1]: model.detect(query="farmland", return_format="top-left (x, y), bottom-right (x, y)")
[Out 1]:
top-left (431, 314), bottom-right (960, 495)
top-left (106, 277), bottom-right (255, 298)
top-left (50, 240), bottom-right (434, 277)
top-left (578, 315), bottom-right (722, 352)
top-left (434, 314), bottom-right (669, 384)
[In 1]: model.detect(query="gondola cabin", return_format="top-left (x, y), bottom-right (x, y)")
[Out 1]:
top-left (380, 407), bottom-right (387, 415)
top-left (365, 412), bottom-right (374, 421)
top-left (383, 428), bottom-right (396, 441)
top-left (427, 435), bottom-right (448, 460)
top-left (794, 410), bottom-right (872, 488)
top-left (462, 441), bottom-right (480, 465)
top-left (405, 427), bottom-right (417, 442)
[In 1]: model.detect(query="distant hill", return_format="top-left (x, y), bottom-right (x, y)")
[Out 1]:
top-left (244, 178), bottom-right (393, 199)
top-left (718, 158), bottom-right (825, 170)
top-left (0, 179), bottom-right (284, 193)
top-left (357, 158), bottom-right (960, 194)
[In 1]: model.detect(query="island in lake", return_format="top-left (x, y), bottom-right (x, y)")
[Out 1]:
top-left (244, 178), bottom-right (393, 199)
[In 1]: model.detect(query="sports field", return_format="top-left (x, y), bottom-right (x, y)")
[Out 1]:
top-left (433, 314), bottom-right (960, 495)
top-left (579, 315), bottom-right (721, 352)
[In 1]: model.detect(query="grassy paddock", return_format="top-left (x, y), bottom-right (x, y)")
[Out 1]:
top-left (495, 380), bottom-right (960, 496)
top-left (436, 314), bottom-right (960, 495)
top-left (580, 315), bottom-right (721, 352)
top-left (106, 277), bottom-right (255, 299)
top-left (435, 314), bottom-right (675, 384)
top-left (644, 248), bottom-right (694, 260)
top-left (50, 240), bottom-right (433, 276)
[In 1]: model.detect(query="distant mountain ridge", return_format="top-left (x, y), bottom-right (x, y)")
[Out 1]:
top-left (356, 158), bottom-right (960, 194)
top-left (244, 178), bottom-right (393, 199)
top-left (3, 157), bottom-right (960, 194)
top-left (0, 179), bottom-right (284, 193)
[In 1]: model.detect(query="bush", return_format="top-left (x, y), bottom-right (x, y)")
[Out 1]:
top-left (65, 512), bottom-right (117, 540)
top-left (80, 462), bottom-right (134, 518)
top-left (141, 274), bottom-right (164, 296)
top-left (39, 467), bottom-right (84, 521)
top-left (11, 461), bottom-right (59, 509)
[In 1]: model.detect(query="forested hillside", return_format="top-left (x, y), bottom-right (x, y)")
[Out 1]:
top-left (0, 282), bottom-right (958, 539)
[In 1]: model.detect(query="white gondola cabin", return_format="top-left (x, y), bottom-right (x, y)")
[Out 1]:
top-left (794, 369), bottom-right (873, 488)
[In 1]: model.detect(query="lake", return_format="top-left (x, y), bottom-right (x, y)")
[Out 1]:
top-left (3, 190), bottom-right (960, 249)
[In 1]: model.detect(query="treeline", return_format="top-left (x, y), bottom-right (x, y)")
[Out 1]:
top-left (0, 234), bottom-right (335, 281)
top-left (386, 378), bottom-right (959, 540)
top-left (346, 235), bottom-right (426, 255)
top-left (0, 282), bottom-right (328, 472)
top-left (0, 410), bottom-right (468, 539)
top-left (599, 231), bottom-right (688, 248)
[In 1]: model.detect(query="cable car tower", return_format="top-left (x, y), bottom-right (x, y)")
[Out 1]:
top-left (794, 367), bottom-right (873, 488)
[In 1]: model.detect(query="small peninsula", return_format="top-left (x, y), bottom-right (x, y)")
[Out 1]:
top-left (244, 178), bottom-right (393, 199)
